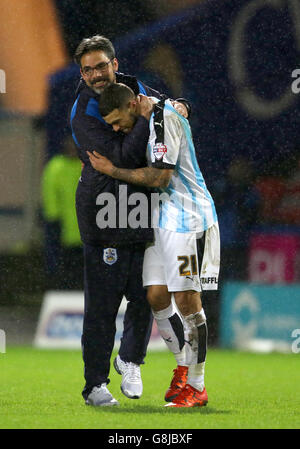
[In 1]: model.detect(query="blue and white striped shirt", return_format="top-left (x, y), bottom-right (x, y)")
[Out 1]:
top-left (147, 99), bottom-right (217, 233)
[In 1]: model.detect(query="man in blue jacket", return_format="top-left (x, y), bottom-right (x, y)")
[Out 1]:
top-left (70, 35), bottom-right (189, 406)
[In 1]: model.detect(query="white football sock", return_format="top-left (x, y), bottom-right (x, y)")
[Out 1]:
top-left (187, 362), bottom-right (205, 392)
top-left (152, 301), bottom-right (186, 363)
top-left (183, 309), bottom-right (207, 391)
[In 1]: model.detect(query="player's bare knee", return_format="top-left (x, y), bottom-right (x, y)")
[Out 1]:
top-left (147, 285), bottom-right (171, 311)
top-left (174, 290), bottom-right (202, 317)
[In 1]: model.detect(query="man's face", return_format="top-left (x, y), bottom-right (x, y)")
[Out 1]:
top-left (80, 50), bottom-right (118, 94)
top-left (104, 102), bottom-right (138, 134)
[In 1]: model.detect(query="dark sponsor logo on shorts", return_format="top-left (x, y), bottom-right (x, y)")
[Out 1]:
top-left (201, 277), bottom-right (218, 284)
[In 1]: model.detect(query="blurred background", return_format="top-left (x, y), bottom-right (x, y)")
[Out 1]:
top-left (0, 0), bottom-right (300, 352)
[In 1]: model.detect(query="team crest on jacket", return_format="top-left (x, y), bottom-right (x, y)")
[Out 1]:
top-left (103, 248), bottom-right (118, 265)
top-left (153, 143), bottom-right (167, 161)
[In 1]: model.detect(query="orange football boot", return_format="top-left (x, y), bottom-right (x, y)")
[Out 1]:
top-left (165, 366), bottom-right (188, 402)
top-left (165, 383), bottom-right (208, 408)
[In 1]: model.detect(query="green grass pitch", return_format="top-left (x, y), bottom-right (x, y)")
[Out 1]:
top-left (0, 346), bottom-right (299, 429)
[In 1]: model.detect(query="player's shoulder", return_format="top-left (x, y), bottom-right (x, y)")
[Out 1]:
top-left (164, 99), bottom-right (182, 119)
top-left (162, 99), bottom-right (185, 131)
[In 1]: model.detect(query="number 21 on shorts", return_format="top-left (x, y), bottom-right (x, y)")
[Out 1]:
top-left (177, 255), bottom-right (198, 276)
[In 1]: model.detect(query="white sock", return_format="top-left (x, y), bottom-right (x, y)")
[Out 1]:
top-left (183, 309), bottom-right (207, 391)
top-left (152, 302), bottom-right (185, 360)
top-left (174, 349), bottom-right (187, 366)
top-left (188, 362), bottom-right (205, 392)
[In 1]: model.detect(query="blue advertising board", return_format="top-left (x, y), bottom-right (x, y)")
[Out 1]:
top-left (34, 291), bottom-right (166, 350)
top-left (220, 282), bottom-right (300, 351)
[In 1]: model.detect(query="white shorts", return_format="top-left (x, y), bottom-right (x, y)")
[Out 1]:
top-left (142, 222), bottom-right (220, 292)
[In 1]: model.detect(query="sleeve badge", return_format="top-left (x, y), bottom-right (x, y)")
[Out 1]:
top-left (153, 143), bottom-right (167, 161)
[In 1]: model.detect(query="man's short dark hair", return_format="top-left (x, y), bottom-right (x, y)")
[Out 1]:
top-left (74, 35), bottom-right (115, 66)
top-left (99, 83), bottom-right (136, 117)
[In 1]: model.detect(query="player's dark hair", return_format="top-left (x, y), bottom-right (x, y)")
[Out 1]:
top-left (74, 35), bottom-right (115, 66)
top-left (99, 83), bottom-right (135, 117)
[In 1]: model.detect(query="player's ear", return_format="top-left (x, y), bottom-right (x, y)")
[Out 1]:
top-left (112, 58), bottom-right (119, 72)
top-left (128, 98), bottom-right (137, 111)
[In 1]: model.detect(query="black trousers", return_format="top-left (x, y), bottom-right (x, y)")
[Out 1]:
top-left (81, 242), bottom-right (153, 398)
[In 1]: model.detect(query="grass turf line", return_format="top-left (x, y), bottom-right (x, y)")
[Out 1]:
top-left (0, 346), bottom-right (299, 429)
